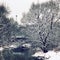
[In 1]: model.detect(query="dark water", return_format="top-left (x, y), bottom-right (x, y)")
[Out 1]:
top-left (0, 47), bottom-right (44, 60)
top-left (12, 46), bottom-right (29, 53)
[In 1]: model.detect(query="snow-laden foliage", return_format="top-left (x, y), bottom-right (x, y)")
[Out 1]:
top-left (21, 0), bottom-right (60, 52)
top-left (0, 5), bottom-right (19, 46)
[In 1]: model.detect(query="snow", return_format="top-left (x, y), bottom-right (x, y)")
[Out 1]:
top-left (0, 47), bottom-right (4, 51)
top-left (9, 45), bottom-right (17, 48)
top-left (39, 13), bottom-right (43, 19)
top-left (32, 51), bottom-right (45, 57)
top-left (22, 43), bottom-right (31, 48)
top-left (32, 50), bottom-right (60, 60)
top-left (45, 51), bottom-right (56, 59)
top-left (0, 45), bottom-right (17, 51)
top-left (47, 9), bottom-right (51, 12)
top-left (4, 46), bottom-right (9, 49)
top-left (46, 51), bottom-right (60, 60)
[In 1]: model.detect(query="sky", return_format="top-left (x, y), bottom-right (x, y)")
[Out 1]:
top-left (0, 0), bottom-right (50, 24)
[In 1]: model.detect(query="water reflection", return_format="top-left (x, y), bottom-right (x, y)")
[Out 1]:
top-left (0, 48), bottom-right (43, 60)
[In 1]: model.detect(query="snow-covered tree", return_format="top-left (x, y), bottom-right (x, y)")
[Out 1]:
top-left (0, 5), bottom-right (19, 46)
top-left (21, 0), bottom-right (60, 52)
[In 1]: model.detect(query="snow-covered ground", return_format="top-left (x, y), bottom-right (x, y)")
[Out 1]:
top-left (9, 45), bottom-right (17, 48)
top-left (0, 47), bottom-right (4, 51)
top-left (0, 43), bottom-right (31, 52)
top-left (45, 51), bottom-right (60, 60)
top-left (22, 43), bottom-right (31, 48)
top-left (32, 51), bottom-right (45, 57)
top-left (32, 50), bottom-right (60, 60)
top-left (0, 44), bottom-right (17, 51)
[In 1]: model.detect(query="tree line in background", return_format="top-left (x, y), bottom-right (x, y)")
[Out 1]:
top-left (0, 0), bottom-right (60, 53)
top-left (0, 5), bottom-right (19, 46)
